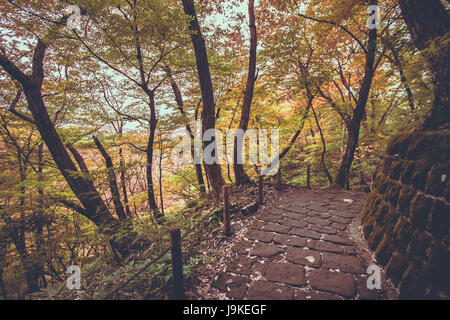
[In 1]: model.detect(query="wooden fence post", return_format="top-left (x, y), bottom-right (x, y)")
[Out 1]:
top-left (170, 228), bottom-right (185, 300)
top-left (258, 175), bottom-right (263, 205)
top-left (223, 185), bottom-right (231, 237)
top-left (276, 168), bottom-right (282, 186)
top-left (307, 164), bottom-right (311, 189)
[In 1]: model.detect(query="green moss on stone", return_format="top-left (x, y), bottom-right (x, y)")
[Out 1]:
top-left (385, 252), bottom-right (409, 285)
top-left (398, 186), bottom-right (416, 215)
top-left (429, 200), bottom-right (450, 239)
top-left (410, 194), bottom-right (433, 228)
top-left (393, 217), bottom-right (415, 251)
top-left (387, 183), bottom-right (401, 207)
top-left (382, 209), bottom-right (400, 237)
top-left (400, 161), bottom-right (415, 185)
top-left (379, 178), bottom-right (390, 194)
top-left (375, 236), bottom-right (394, 266)
top-left (387, 133), bottom-right (411, 157)
top-left (425, 164), bottom-right (449, 197)
top-left (411, 161), bottom-right (431, 191)
top-left (390, 160), bottom-right (404, 180)
top-left (383, 157), bottom-right (393, 175)
top-left (399, 263), bottom-right (426, 299)
top-left (406, 133), bottom-right (428, 161)
top-left (374, 202), bottom-right (390, 224)
top-left (406, 131), bottom-right (450, 163)
top-left (367, 223), bottom-right (385, 250)
top-left (407, 230), bottom-right (431, 259)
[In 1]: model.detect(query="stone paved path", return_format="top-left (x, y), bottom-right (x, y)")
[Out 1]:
top-left (212, 189), bottom-right (397, 300)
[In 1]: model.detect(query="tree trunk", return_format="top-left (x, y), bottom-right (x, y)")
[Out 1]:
top-left (35, 143), bottom-right (46, 287)
top-left (182, 0), bottom-right (225, 200)
top-left (233, 0), bottom-right (257, 185)
top-left (93, 136), bottom-right (127, 221)
top-left (398, 0), bottom-right (449, 129)
top-left (0, 39), bottom-right (134, 256)
top-left (119, 147), bottom-right (132, 217)
top-left (311, 105), bottom-right (333, 185)
top-left (11, 155), bottom-right (40, 293)
top-left (167, 71), bottom-right (206, 193)
top-left (145, 90), bottom-right (164, 223)
top-left (333, 6), bottom-right (378, 189)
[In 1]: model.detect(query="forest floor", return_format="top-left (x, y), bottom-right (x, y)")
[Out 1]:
top-left (190, 188), bottom-right (400, 300)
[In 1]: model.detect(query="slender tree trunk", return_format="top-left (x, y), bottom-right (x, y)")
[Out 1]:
top-left (167, 71), bottom-right (206, 193)
top-left (333, 5), bottom-right (378, 188)
top-left (311, 105), bottom-right (333, 185)
top-left (182, 0), bottom-right (225, 200)
top-left (265, 95), bottom-right (312, 171)
top-left (158, 135), bottom-right (165, 216)
top-left (12, 155), bottom-right (40, 293)
top-left (147, 114), bottom-right (161, 217)
top-left (381, 36), bottom-right (415, 111)
top-left (119, 148), bottom-right (132, 217)
top-left (144, 90), bottom-right (164, 223)
top-left (93, 136), bottom-right (127, 221)
top-left (398, 0), bottom-right (450, 129)
top-left (35, 143), bottom-right (46, 287)
top-left (234, 0), bottom-right (257, 185)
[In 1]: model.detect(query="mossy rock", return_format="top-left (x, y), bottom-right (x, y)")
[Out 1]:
top-left (390, 160), bottom-right (404, 180)
top-left (406, 131), bottom-right (450, 163)
top-left (409, 194), bottom-right (433, 228)
top-left (425, 164), bottom-right (449, 197)
top-left (382, 209), bottom-right (400, 237)
top-left (374, 201), bottom-right (390, 224)
top-left (445, 184), bottom-right (450, 203)
top-left (429, 200), bottom-right (450, 239)
top-left (367, 223), bottom-right (385, 250)
top-left (378, 177), bottom-right (390, 194)
top-left (411, 161), bottom-right (431, 191)
top-left (362, 218), bottom-right (374, 240)
top-left (398, 186), bottom-right (416, 214)
top-left (407, 230), bottom-right (431, 259)
top-left (385, 252), bottom-right (409, 285)
top-left (393, 217), bottom-right (415, 251)
top-left (387, 182), bottom-right (401, 208)
top-left (399, 263), bottom-right (427, 299)
top-left (374, 172), bottom-right (384, 190)
top-left (422, 242), bottom-right (450, 297)
top-left (375, 236), bottom-right (395, 266)
top-left (364, 193), bottom-right (382, 219)
top-left (382, 157), bottom-right (394, 175)
top-left (386, 133), bottom-right (411, 157)
top-left (400, 161), bottom-right (415, 185)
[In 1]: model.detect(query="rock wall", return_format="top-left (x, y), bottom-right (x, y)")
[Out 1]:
top-left (361, 130), bottom-right (449, 299)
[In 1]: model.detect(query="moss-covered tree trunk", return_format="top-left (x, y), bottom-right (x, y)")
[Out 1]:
top-left (398, 0), bottom-right (449, 129)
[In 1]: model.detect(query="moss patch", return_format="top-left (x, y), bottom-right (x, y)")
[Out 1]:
top-left (410, 194), bottom-right (433, 228)
top-left (425, 164), bottom-right (449, 197)
top-left (385, 252), bottom-right (409, 285)
top-left (429, 200), bottom-right (450, 239)
top-left (375, 236), bottom-right (395, 266)
top-left (393, 217), bottom-right (415, 251)
top-left (387, 133), bottom-right (411, 157)
top-left (398, 186), bottom-right (416, 214)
